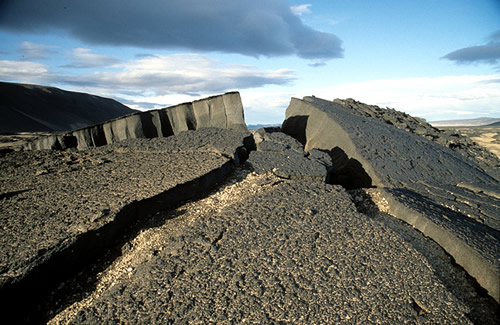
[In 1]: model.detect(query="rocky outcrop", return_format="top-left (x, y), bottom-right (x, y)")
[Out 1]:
top-left (282, 96), bottom-right (500, 303)
top-left (0, 128), bottom-right (253, 323)
top-left (333, 98), bottom-right (500, 176)
top-left (2, 91), bottom-right (499, 323)
top-left (24, 92), bottom-right (247, 150)
top-left (0, 81), bottom-right (136, 134)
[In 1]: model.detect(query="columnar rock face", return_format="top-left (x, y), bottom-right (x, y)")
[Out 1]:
top-left (282, 96), bottom-right (500, 303)
top-left (24, 92), bottom-right (247, 150)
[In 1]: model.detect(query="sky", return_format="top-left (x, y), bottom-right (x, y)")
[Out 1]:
top-left (0, 0), bottom-right (499, 124)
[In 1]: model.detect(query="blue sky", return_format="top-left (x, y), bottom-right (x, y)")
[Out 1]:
top-left (0, 0), bottom-right (499, 124)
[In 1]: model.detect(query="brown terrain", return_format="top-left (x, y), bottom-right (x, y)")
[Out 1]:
top-left (444, 126), bottom-right (500, 160)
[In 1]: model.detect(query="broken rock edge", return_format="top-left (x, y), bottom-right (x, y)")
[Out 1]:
top-left (281, 96), bottom-right (500, 304)
top-left (0, 138), bottom-right (254, 324)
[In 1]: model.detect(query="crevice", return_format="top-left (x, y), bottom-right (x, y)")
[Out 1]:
top-left (185, 103), bottom-right (197, 131)
top-left (0, 160), bottom-right (238, 324)
top-left (281, 117), bottom-right (373, 190)
top-left (410, 296), bottom-right (429, 316)
top-left (323, 146), bottom-right (373, 190)
top-left (348, 188), bottom-right (500, 325)
top-left (281, 115), bottom-right (308, 146)
top-left (211, 229), bottom-right (225, 246)
top-left (0, 188), bottom-right (31, 200)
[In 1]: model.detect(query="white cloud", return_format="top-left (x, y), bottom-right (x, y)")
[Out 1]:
top-left (308, 75), bottom-right (500, 121)
top-left (64, 48), bottom-right (120, 68)
top-left (234, 74), bottom-right (500, 124)
top-left (3, 52), bottom-right (498, 124)
top-left (0, 60), bottom-right (51, 82)
top-left (118, 93), bottom-right (203, 111)
top-left (19, 41), bottom-right (58, 61)
top-left (0, 54), bottom-right (295, 106)
top-left (291, 4), bottom-right (312, 16)
top-left (72, 54), bottom-right (295, 95)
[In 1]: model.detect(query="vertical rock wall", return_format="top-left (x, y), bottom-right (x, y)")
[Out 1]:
top-left (24, 92), bottom-right (247, 150)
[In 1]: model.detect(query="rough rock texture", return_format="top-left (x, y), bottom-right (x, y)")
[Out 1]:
top-left (2, 91), bottom-right (499, 323)
top-left (282, 96), bottom-right (500, 303)
top-left (333, 98), bottom-right (500, 177)
top-left (0, 81), bottom-right (135, 133)
top-left (247, 128), bottom-right (328, 181)
top-left (57, 175), bottom-right (472, 324)
top-left (0, 128), bottom-right (252, 323)
top-left (24, 92), bottom-right (247, 150)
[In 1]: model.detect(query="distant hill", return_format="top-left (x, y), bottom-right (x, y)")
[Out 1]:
top-left (430, 117), bottom-right (500, 127)
top-left (485, 121), bottom-right (500, 127)
top-left (248, 123), bottom-right (281, 130)
top-left (0, 81), bottom-right (136, 134)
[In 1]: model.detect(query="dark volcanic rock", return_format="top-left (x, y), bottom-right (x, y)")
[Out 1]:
top-left (247, 128), bottom-right (327, 181)
top-left (0, 81), bottom-right (135, 133)
top-left (0, 128), bottom-right (252, 323)
top-left (3, 90), bottom-right (499, 322)
top-left (69, 179), bottom-right (470, 324)
top-left (333, 98), bottom-right (500, 176)
top-left (282, 96), bottom-right (500, 303)
top-left (25, 91), bottom-right (247, 151)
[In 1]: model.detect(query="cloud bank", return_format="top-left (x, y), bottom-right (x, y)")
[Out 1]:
top-left (241, 74), bottom-right (500, 124)
top-left (442, 30), bottom-right (500, 65)
top-left (0, 0), bottom-right (343, 60)
top-left (0, 53), bottom-right (295, 96)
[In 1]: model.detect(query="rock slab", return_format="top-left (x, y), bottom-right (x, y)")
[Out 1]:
top-left (282, 96), bottom-right (500, 303)
top-left (67, 179), bottom-right (471, 323)
top-left (247, 128), bottom-right (328, 181)
top-left (0, 128), bottom-right (252, 323)
top-left (25, 92), bottom-right (247, 150)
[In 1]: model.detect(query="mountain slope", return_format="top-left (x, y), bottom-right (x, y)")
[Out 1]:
top-left (430, 117), bottom-right (500, 127)
top-left (0, 82), bottom-right (136, 133)
top-left (485, 120), bottom-right (500, 127)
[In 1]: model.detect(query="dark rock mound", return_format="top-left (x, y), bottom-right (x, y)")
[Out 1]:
top-left (0, 81), bottom-right (135, 134)
top-left (69, 180), bottom-right (472, 324)
top-left (282, 96), bottom-right (500, 303)
top-left (334, 98), bottom-right (500, 175)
